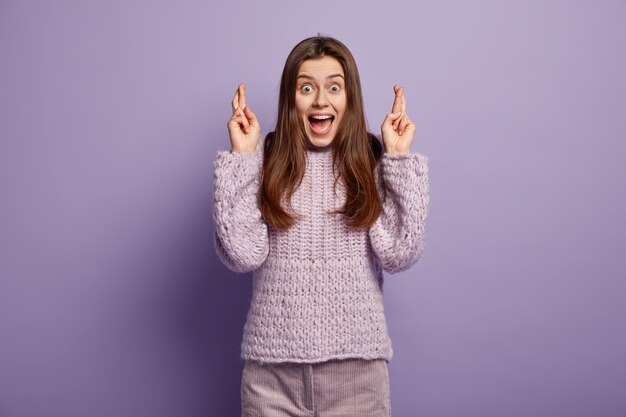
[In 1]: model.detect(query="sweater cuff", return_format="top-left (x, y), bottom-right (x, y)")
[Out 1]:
top-left (381, 152), bottom-right (429, 190)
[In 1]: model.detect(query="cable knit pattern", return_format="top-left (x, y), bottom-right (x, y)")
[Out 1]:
top-left (213, 134), bottom-right (430, 364)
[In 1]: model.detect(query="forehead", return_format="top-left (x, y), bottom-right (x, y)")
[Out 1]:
top-left (298, 56), bottom-right (344, 78)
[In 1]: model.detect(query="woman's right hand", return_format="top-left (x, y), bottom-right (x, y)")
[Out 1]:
top-left (227, 83), bottom-right (260, 153)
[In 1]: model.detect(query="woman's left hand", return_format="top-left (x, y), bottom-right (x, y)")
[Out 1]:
top-left (381, 84), bottom-right (416, 154)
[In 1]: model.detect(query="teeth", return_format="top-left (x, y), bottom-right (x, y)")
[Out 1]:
top-left (310, 115), bottom-right (333, 120)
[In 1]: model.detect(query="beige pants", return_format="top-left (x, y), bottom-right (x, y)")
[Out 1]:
top-left (241, 358), bottom-right (392, 417)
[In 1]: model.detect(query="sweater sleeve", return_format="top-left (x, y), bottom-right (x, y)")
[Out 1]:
top-left (368, 152), bottom-right (430, 274)
top-left (213, 137), bottom-right (269, 273)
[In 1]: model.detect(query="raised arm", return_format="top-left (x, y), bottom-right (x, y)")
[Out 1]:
top-left (369, 84), bottom-right (430, 273)
top-left (213, 84), bottom-right (269, 273)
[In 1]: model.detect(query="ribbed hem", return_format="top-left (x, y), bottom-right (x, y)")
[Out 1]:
top-left (242, 349), bottom-right (393, 365)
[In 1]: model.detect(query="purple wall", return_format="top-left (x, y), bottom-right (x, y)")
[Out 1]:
top-left (1, 1), bottom-right (625, 416)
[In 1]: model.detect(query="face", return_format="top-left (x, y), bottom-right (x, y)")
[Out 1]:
top-left (295, 56), bottom-right (347, 148)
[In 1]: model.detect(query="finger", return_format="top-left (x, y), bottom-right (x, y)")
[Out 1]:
top-left (392, 111), bottom-right (405, 131)
top-left (228, 109), bottom-right (242, 125)
top-left (394, 116), bottom-right (402, 133)
top-left (391, 85), bottom-right (402, 114)
top-left (231, 108), bottom-right (250, 133)
top-left (244, 105), bottom-right (258, 128)
top-left (403, 118), bottom-right (416, 137)
top-left (227, 113), bottom-right (243, 130)
top-left (239, 107), bottom-right (250, 133)
top-left (382, 111), bottom-right (402, 130)
top-left (394, 87), bottom-right (405, 113)
top-left (232, 87), bottom-right (240, 114)
top-left (239, 83), bottom-right (247, 110)
top-left (399, 115), bottom-right (408, 135)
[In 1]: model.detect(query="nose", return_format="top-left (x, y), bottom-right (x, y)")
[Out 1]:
top-left (313, 90), bottom-right (329, 107)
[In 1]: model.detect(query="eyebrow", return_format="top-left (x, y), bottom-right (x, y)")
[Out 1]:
top-left (297, 74), bottom-right (345, 81)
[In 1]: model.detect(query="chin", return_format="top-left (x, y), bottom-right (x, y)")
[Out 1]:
top-left (306, 134), bottom-right (335, 148)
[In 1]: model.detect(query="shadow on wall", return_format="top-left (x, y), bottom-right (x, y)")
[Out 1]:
top-left (203, 254), bottom-right (252, 416)
top-left (197, 216), bottom-right (253, 415)
top-left (146, 192), bottom-right (253, 416)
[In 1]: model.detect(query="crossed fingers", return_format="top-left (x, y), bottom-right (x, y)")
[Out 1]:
top-left (231, 83), bottom-right (248, 112)
top-left (391, 84), bottom-right (409, 134)
top-left (231, 83), bottom-right (250, 133)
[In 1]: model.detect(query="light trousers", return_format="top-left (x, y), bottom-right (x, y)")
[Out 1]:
top-left (241, 358), bottom-right (391, 417)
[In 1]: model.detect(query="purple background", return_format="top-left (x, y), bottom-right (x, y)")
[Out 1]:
top-left (1, 1), bottom-right (625, 416)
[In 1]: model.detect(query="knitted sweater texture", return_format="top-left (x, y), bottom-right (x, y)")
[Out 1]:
top-left (213, 135), bottom-right (430, 364)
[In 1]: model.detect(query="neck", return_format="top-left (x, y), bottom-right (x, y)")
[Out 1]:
top-left (306, 140), bottom-right (333, 153)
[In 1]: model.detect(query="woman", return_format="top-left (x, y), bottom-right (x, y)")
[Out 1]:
top-left (214, 35), bottom-right (430, 417)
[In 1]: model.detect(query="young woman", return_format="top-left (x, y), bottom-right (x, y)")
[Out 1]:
top-left (213, 35), bottom-right (430, 417)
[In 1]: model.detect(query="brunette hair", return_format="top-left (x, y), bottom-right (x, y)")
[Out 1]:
top-left (260, 35), bottom-right (383, 230)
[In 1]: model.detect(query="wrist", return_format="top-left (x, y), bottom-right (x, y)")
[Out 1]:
top-left (231, 147), bottom-right (256, 153)
top-left (382, 142), bottom-right (411, 155)
top-left (384, 147), bottom-right (411, 155)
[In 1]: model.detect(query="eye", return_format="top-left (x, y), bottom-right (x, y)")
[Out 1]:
top-left (330, 84), bottom-right (341, 92)
top-left (300, 84), bottom-right (313, 93)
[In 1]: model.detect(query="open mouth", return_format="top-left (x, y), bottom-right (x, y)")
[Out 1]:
top-left (308, 114), bottom-right (335, 136)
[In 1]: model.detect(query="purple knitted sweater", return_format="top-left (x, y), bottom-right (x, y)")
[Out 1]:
top-left (213, 134), bottom-right (429, 364)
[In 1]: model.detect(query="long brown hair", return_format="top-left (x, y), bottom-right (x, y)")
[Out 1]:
top-left (260, 35), bottom-right (383, 230)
